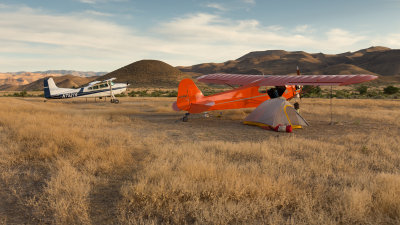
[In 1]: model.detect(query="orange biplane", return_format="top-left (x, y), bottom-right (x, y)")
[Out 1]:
top-left (172, 70), bottom-right (377, 122)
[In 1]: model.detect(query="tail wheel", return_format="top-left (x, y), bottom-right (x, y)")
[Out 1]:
top-left (182, 116), bottom-right (188, 122)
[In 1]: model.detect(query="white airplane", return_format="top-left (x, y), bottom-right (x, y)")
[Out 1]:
top-left (43, 77), bottom-right (129, 103)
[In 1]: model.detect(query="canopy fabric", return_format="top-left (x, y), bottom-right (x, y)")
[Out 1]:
top-left (244, 98), bottom-right (309, 128)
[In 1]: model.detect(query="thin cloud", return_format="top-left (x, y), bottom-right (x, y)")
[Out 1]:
top-left (206, 3), bottom-right (227, 11)
top-left (77, 0), bottom-right (128, 4)
top-left (242, 0), bottom-right (256, 4)
top-left (78, 0), bottom-right (97, 4)
top-left (155, 13), bottom-right (364, 51)
top-left (84, 10), bottom-right (113, 17)
top-left (294, 25), bottom-right (310, 33)
top-left (370, 33), bottom-right (400, 48)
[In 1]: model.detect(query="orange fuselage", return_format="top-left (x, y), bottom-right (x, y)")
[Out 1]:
top-left (176, 79), bottom-right (301, 113)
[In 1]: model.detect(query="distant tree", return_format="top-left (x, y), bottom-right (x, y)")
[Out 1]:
top-left (383, 85), bottom-right (399, 95)
top-left (356, 85), bottom-right (368, 95)
top-left (301, 85), bottom-right (322, 97)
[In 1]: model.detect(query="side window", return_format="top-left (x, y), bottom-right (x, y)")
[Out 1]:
top-left (93, 85), bottom-right (99, 90)
top-left (88, 87), bottom-right (92, 90)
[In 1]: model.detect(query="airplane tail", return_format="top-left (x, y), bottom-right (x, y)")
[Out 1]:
top-left (43, 77), bottom-right (58, 98)
top-left (173, 79), bottom-right (205, 112)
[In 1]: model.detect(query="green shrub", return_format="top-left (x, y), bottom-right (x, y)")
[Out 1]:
top-left (334, 90), bottom-right (352, 99)
top-left (301, 86), bottom-right (322, 98)
top-left (12, 91), bottom-right (28, 97)
top-left (356, 85), bottom-right (368, 95)
top-left (383, 85), bottom-right (399, 95)
top-left (166, 91), bottom-right (178, 97)
top-left (127, 90), bottom-right (178, 97)
top-left (115, 93), bottom-right (126, 97)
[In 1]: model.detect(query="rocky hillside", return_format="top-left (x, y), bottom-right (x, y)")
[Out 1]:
top-left (0, 72), bottom-right (61, 86)
top-left (16, 75), bottom-right (95, 91)
top-left (179, 46), bottom-right (400, 76)
top-left (0, 70), bottom-right (104, 90)
top-left (98, 60), bottom-right (185, 87)
top-left (31, 70), bottom-right (106, 77)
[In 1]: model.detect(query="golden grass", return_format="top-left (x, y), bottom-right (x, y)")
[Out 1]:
top-left (0, 97), bottom-right (399, 224)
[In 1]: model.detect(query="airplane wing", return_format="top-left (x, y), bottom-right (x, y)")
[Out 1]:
top-left (88, 81), bottom-right (101, 86)
top-left (197, 73), bottom-right (378, 86)
top-left (103, 78), bottom-right (117, 82)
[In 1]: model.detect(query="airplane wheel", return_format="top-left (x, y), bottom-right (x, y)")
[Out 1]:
top-left (110, 99), bottom-right (114, 103)
top-left (182, 116), bottom-right (188, 122)
top-left (114, 99), bottom-right (120, 104)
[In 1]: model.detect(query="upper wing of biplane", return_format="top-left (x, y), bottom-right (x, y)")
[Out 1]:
top-left (197, 73), bottom-right (378, 86)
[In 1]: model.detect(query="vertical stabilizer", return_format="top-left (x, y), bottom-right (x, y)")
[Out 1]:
top-left (175, 79), bottom-right (204, 111)
top-left (43, 78), bottom-right (58, 98)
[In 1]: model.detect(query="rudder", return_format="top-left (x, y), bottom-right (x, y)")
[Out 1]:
top-left (43, 77), bottom-right (58, 98)
top-left (175, 79), bottom-right (204, 112)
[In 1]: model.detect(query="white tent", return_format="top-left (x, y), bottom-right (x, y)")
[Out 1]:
top-left (244, 98), bottom-right (309, 128)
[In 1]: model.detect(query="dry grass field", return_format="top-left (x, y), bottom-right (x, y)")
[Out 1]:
top-left (0, 97), bottom-right (399, 224)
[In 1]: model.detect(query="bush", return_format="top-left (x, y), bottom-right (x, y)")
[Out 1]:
top-left (383, 86), bottom-right (399, 95)
top-left (12, 91), bottom-right (28, 97)
top-left (127, 90), bottom-right (178, 97)
top-left (334, 90), bottom-right (351, 99)
top-left (166, 91), bottom-right (178, 97)
top-left (356, 85), bottom-right (368, 95)
top-left (115, 93), bottom-right (126, 97)
top-left (301, 86), bottom-right (322, 98)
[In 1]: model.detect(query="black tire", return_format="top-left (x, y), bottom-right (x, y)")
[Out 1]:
top-left (114, 99), bottom-right (120, 104)
top-left (182, 116), bottom-right (188, 122)
top-left (110, 99), bottom-right (114, 103)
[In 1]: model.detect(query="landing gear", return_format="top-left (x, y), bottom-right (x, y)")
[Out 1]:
top-left (108, 81), bottom-right (119, 104)
top-left (182, 113), bottom-right (190, 122)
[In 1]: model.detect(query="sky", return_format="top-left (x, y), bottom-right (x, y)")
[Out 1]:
top-left (1, 0), bottom-right (400, 72)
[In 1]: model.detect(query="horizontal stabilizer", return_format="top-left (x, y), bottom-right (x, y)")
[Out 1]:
top-left (189, 101), bottom-right (215, 113)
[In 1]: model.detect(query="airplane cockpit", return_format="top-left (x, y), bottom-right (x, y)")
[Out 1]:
top-left (260, 85), bottom-right (301, 99)
top-left (87, 78), bottom-right (117, 91)
top-left (267, 86), bottom-right (286, 98)
top-left (88, 82), bottom-right (110, 90)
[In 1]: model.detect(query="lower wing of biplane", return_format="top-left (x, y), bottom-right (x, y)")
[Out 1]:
top-left (172, 73), bottom-right (378, 116)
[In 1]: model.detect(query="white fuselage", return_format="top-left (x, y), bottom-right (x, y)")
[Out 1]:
top-left (44, 78), bottom-right (128, 99)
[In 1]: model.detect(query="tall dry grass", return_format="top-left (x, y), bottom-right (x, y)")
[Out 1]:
top-left (0, 97), bottom-right (399, 224)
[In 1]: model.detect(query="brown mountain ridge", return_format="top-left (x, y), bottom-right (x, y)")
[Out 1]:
top-left (16, 75), bottom-right (95, 91)
top-left (2, 46), bottom-right (399, 91)
top-left (179, 46), bottom-right (400, 76)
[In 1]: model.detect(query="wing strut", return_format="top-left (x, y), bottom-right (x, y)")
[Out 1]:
top-left (329, 85), bottom-right (333, 125)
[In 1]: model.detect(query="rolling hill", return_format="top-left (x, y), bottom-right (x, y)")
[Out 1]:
top-left (179, 46), bottom-right (400, 76)
top-left (98, 60), bottom-right (185, 87)
top-left (0, 70), bottom-right (104, 91)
